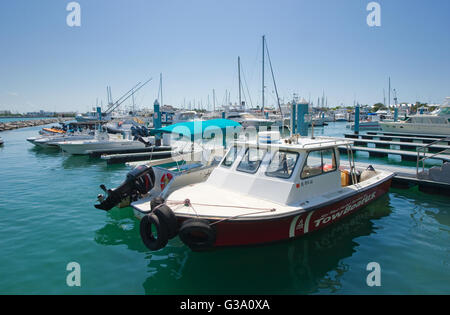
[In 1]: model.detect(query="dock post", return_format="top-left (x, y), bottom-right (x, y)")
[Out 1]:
top-left (290, 102), bottom-right (296, 136)
top-left (222, 111), bottom-right (226, 119)
top-left (153, 100), bottom-right (162, 146)
top-left (394, 107), bottom-right (398, 122)
top-left (354, 105), bottom-right (360, 134)
top-left (297, 98), bottom-right (309, 137)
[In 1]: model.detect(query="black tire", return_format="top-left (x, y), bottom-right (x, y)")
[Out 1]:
top-left (150, 196), bottom-right (165, 210)
top-left (153, 204), bottom-right (179, 239)
top-left (179, 219), bottom-right (216, 251)
top-left (140, 214), bottom-right (168, 251)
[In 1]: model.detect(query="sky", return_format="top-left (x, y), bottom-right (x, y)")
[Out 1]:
top-left (0, 0), bottom-right (449, 113)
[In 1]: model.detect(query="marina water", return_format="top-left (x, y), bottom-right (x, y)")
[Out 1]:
top-left (0, 122), bottom-right (449, 294)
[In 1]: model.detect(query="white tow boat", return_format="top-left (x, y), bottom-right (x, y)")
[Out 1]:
top-left (130, 131), bottom-right (394, 251)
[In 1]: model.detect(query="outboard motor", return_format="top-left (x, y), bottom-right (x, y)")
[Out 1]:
top-left (137, 136), bottom-right (152, 147)
top-left (94, 165), bottom-right (156, 211)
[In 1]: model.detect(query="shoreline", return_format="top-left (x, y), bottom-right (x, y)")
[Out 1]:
top-left (0, 117), bottom-right (74, 132)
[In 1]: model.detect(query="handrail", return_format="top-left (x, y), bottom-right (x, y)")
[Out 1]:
top-left (300, 137), bottom-right (353, 148)
top-left (416, 137), bottom-right (450, 177)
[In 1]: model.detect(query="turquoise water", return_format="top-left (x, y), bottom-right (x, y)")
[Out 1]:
top-left (0, 122), bottom-right (449, 294)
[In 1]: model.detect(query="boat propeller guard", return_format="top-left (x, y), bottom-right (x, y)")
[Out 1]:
top-left (94, 165), bottom-right (155, 211)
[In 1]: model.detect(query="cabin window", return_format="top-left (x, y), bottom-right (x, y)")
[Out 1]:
top-left (236, 148), bottom-right (267, 174)
top-left (265, 151), bottom-right (299, 179)
top-left (301, 148), bottom-right (337, 179)
top-left (221, 146), bottom-right (238, 168)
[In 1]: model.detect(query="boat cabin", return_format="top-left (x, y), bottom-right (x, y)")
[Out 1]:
top-left (206, 133), bottom-right (354, 206)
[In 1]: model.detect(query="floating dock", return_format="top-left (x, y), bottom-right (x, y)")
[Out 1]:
top-left (88, 146), bottom-right (172, 158)
top-left (344, 133), bottom-right (450, 146)
top-left (341, 161), bottom-right (450, 195)
top-left (338, 145), bottom-right (450, 162)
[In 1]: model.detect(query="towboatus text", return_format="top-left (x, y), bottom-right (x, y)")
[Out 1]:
top-left (313, 192), bottom-right (377, 228)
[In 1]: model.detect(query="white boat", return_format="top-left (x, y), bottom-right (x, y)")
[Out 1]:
top-left (335, 113), bottom-right (348, 122)
top-left (132, 131), bottom-right (394, 251)
top-left (57, 132), bottom-right (152, 155)
top-left (226, 112), bottom-right (274, 129)
top-left (172, 111), bottom-right (202, 124)
top-left (28, 133), bottom-right (95, 148)
top-left (379, 99), bottom-right (450, 136)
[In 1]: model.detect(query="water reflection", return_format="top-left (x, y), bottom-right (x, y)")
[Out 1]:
top-left (141, 195), bottom-right (392, 294)
top-left (93, 193), bottom-right (392, 294)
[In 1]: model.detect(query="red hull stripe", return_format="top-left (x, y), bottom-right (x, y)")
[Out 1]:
top-left (203, 179), bottom-right (392, 247)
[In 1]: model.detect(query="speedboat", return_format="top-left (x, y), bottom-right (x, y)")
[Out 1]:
top-left (57, 132), bottom-right (152, 155)
top-left (172, 111), bottom-right (202, 124)
top-left (226, 112), bottom-right (274, 129)
top-left (31, 133), bottom-right (95, 148)
top-left (131, 131), bottom-right (394, 251)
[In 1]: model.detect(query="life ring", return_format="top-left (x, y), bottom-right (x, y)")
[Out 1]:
top-left (153, 204), bottom-right (179, 239)
top-left (179, 219), bottom-right (216, 251)
top-left (140, 214), bottom-right (168, 251)
top-left (160, 173), bottom-right (173, 190)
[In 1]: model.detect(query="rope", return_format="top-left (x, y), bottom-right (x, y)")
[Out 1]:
top-left (167, 199), bottom-right (276, 211)
top-left (166, 198), bottom-right (276, 225)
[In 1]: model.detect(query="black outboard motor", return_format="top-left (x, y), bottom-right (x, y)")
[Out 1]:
top-left (94, 165), bottom-right (156, 211)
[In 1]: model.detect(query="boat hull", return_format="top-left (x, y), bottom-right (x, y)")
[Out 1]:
top-left (59, 140), bottom-right (145, 155)
top-left (379, 122), bottom-right (450, 136)
top-left (177, 177), bottom-right (392, 248)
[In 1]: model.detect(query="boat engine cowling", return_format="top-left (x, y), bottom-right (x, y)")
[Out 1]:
top-left (94, 165), bottom-right (156, 211)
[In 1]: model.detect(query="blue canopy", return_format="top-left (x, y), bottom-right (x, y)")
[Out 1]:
top-left (156, 119), bottom-right (241, 139)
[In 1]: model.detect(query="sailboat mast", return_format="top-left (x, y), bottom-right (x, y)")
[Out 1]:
top-left (213, 89), bottom-right (216, 112)
top-left (238, 56), bottom-right (242, 109)
top-left (160, 73), bottom-right (163, 108)
top-left (262, 35), bottom-right (265, 112)
top-left (388, 77), bottom-right (391, 109)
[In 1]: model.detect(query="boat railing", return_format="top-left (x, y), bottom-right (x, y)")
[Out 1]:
top-left (416, 137), bottom-right (450, 177)
top-left (300, 137), bottom-right (353, 149)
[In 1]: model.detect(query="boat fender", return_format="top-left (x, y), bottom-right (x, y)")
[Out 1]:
top-left (140, 214), bottom-right (168, 251)
top-left (153, 204), bottom-right (179, 239)
top-left (151, 196), bottom-right (165, 210)
top-left (179, 219), bottom-right (216, 251)
top-left (360, 165), bottom-right (377, 182)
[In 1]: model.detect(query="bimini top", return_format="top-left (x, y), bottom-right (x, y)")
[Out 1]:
top-left (156, 119), bottom-right (242, 138)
